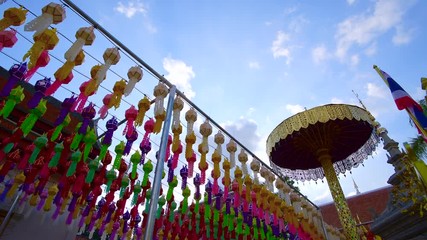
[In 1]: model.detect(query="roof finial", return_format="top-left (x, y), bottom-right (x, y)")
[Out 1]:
top-left (352, 176), bottom-right (361, 195)
top-left (352, 90), bottom-right (367, 110)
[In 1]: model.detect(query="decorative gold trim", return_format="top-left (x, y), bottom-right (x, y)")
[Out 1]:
top-left (267, 104), bottom-right (380, 181)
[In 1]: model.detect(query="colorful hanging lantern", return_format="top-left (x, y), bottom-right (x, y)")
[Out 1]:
top-left (24, 2), bottom-right (65, 35)
top-left (112, 141), bottom-right (125, 170)
top-left (222, 158), bottom-right (231, 199)
top-left (0, 85), bottom-right (24, 119)
top-left (66, 150), bottom-right (82, 176)
top-left (250, 158), bottom-right (261, 185)
top-left (23, 28), bottom-right (59, 79)
top-left (51, 96), bottom-right (75, 141)
top-left (85, 47), bottom-right (121, 95)
top-left (108, 79), bottom-right (126, 109)
top-left (65, 26), bottom-right (95, 62)
top-left (139, 118), bottom-right (154, 164)
top-left (20, 99), bottom-right (47, 136)
top-left (97, 116), bottom-right (118, 162)
top-left (0, 62), bottom-right (27, 97)
top-left (82, 128), bottom-right (97, 162)
top-left (105, 169), bottom-right (117, 193)
top-left (121, 105), bottom-right (137, 137)
top-left (97, 93), bottom-right (112, 119)
top-left (214, 130), bottom-right (224, 156)
top-left (47, 142), bottom-right (63, 168)
top-left (0, 7), bottom-right (27, 32)
top-left (211, 150), bottom-right (221, 194)
top-left (125, 66), bottom-right (143, 96)
top-left (27, 77), bottom-right (51, 109)
top-left (70, 103), bottom-right (96, 149)
top-left (238, 149), bottom-right (249, 175)
top-left (124, 126), bottom-right (138, 156)
top-left (129, 151), bottom-right (141, 180)
top-left (198, 119), bottom-right (212, 183)
top-left (47, 50), bottom-right (85, 96)
top-left (152, 82), bottom-right (168, 133)
top-left (166, 176), bottom-right (178, 202)
top-left (73, 65), bottom-right (103, 113)
top-left (142, 160), bottom-right (153, 188)
top-left (28, 134), bottom-right (48, 164)
top-left (180, 165), bottom-right (188, 190)
top-left (0, 28), bottom-right (18, 51)
top-left (185, 107), bottom-right (197, 160)
top-left (135, 96), bottom-right (150, 126)
top-left (226, 139), bottom-right (237, 169)
top-left (172, 95), bottom-right (184, 129)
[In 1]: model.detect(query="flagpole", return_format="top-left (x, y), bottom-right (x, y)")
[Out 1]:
top-left (373, 65), bottom-right (389, 87)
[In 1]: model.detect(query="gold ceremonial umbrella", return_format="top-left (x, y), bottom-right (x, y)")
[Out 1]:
top-left (267, 104), bottom-right (379, 239)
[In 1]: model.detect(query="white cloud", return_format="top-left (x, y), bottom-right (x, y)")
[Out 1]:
top-left (271, 31), bottom-right (292, 64)
top-left (114, 1), bottom-right (147, 18)
top-left (350, 54), bottom-right (360, 66)
top-left (265, 21), bottom-right (272, 26)
top-left (284, 6), bottom-right (297, 15)
top-left (312, 45), bottom-right (330, 64)
top-left (248, 61), bottom-right (260, 69)
top-left (347, 0), bottom-right (356, 5)
top-left (289, 15), bottom-right (309, 33)
top-left (222, 117), bottom-right (262, 153)
top-left (163, 57), bottom-right (196, 99)
top-left (247, 107), bottom-right (256, 116)
top-left (366, 82), bottom-right (388, 99)
top-left (285, 104), bottom-right (305, 114)
top-left (364, 42), bottom-right (377, 56)
top-left (392, 25), bottom-right (414, 45)
top-left (334, 0), bottom-right (414, 60)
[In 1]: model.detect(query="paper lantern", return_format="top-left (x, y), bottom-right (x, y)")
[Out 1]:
top-left (23, 28), bottom-right (58, 75)
top-left (0, 62), bottom-right (27, 97)
top-left (73, 65), bottom-right (102, 113)
top-left (152, 82), bottom-right (168, 133)
top-left (20, 99), bottom-right (47, 136)
top-left (226, 139), bottom-right (237, 168)
top-left (135, 96), bottom-right (150, 126)
top-left (0, 85), bottom-right (24, 119)
top-left (125, 66), bottom-right (143, 96)
top-left (238, 149), bottom-right (249, 175)
top-left (70, 103), bottom-right (96, 149)
top-left (108, 79), bottom-right (126, 109)
top-left (65, 26), bottom-right (95, 61)
top-left (198, 119), bottom-right (212, 183)
top-left (0, 28), bottom-right (18, 51)
top-left (112, 141), bottom-right (125, 170)
top-left (123, 105), bottom-right (138, 137)
top-left (123, 127), bottom-right (138, 156)
top-left (85, 48), bottom-right (120, 96)
top-left (0, 7), bottom-right (27, 31)
top-left (27, 77), bottom-right (51, 109)
top-left (47, 51), bottom-right (85, 96)
top-left (24, 2), bottom-right (65, 35)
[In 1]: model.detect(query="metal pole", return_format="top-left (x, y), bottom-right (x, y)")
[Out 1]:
top-left (0, 191), bottom-right (22, 238)
top-left (318, 210), bottom-right (330, 240)
top-left (61, 0), bottom-right (318, 208)
top-left (143, 86), bottom-right (176, 240)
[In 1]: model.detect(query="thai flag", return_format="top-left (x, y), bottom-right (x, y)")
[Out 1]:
top-left (376, 66), bottom-right (427, 130)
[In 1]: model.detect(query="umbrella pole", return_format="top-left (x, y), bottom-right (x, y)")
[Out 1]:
top-left (317, 148), bottom-right (359, 240)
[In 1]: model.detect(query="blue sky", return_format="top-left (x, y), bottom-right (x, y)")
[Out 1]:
top-left (1, 0), bottom-right (427, 206)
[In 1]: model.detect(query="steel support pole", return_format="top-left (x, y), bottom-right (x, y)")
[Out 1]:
top-left (0, 191), bottom-right (22, 238)
top-left (143, 86), bottom-right (176, 240)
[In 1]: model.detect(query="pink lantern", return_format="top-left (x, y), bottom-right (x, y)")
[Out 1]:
top-left (0, 29), bottom-right (17, 51)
